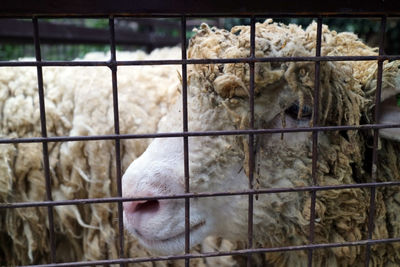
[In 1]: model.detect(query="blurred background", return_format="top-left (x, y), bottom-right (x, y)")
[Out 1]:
top-left (0, 17), bottom-right (399, 60)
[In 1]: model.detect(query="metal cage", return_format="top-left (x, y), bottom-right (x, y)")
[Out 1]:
top-left (1, 1), bottom-right (400, 266)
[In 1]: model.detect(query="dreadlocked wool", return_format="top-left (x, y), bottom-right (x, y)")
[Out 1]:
top-left (191, 20), bottom-right (400, 267)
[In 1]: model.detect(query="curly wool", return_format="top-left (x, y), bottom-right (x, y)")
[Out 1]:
top-left (185, 20), bottom-right (400, 266)
top-left (0, 47), bottom-right (193, 266)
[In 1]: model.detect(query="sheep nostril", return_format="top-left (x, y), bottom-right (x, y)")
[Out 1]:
top-left (134, 200), bottom-right (160, 213)
top-left (124, 199), bottom-right (160, 215)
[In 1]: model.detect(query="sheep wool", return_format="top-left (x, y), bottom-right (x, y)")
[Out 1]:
top-left (179, 20), bottom-right (399, 266)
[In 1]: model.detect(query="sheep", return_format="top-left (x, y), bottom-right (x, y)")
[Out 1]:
top-left (0, 47), bottom-right (191, 266)
top-left (122, 20), bottom-right (400, 266)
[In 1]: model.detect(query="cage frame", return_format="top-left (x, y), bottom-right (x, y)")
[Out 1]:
top-left (1, 1), bottom-right (400, 267)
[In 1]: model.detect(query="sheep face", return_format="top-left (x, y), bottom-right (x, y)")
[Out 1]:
top-left (122, 135), bottom-right (249, 254)
top-left (122, 67), bottom-right (316, 254)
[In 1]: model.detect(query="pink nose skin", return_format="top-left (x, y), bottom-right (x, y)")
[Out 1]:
top-left (123, 192), bottom-right (160, 215)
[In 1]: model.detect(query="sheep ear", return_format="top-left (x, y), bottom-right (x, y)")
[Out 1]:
top-left (378, 84), bottom-right (400, 142)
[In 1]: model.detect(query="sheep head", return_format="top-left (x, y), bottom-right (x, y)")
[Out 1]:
top-left (122, 21), bottom-right (400, 260)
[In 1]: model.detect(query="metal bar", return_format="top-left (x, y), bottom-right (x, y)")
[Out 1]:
top-left (32, 17), bottom-right (56, 263)
top-left (3, 14), bottom-right (400, 20)
top-left (1, 0), bottom-right (400, 17)
top-left (180, 15), bottom-right (190, 267)
top-left (3, 55), bottom-right (400, 67)
top-left (365, 16), bottom-right (387, 267)
top-left (308, 16), bottom-right (323, 267)
top-left (247, 15), bottom-right (256, 267)
top-left (15, 237), bottom-right (400, 267)
top-left (1, 123), bottom-right (400, 144)
top-left (108, 16), bottom-right (125, 263)
top-left (2, 181), bottom-right (400, 209)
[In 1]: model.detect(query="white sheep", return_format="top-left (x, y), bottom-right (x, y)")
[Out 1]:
top-left (0, 47), bottom-right (184, 265)
top-left (122, 21), bottom-right (400, 266)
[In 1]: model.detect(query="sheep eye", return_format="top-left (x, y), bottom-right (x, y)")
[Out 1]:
top-left (286, 101), bottom-right (312, 120)
top-left (397, 94), bottom-right (400, 107)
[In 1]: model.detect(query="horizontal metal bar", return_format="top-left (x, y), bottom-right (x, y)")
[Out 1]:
top-left (2, 181), bottom-right (400, 209)
top-left (3, 14), bottom-right (400, 20)
top-left (1, 123), bottom-right (399, 144)
top-left (1, 55), bottom-right (400, 67)
top-left (16, 237), bottom-right (400, 267)
top-left (1, 0), bottom-right (400, 17)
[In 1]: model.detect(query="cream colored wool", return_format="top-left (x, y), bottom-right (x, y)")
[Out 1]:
top-left (0, 47), bottom-right (228, 266)
top-left (129, 20), bottom-right (399, 266)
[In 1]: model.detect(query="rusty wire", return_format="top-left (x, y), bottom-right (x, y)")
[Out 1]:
top-left (0, 9), bottom-right (400, 267)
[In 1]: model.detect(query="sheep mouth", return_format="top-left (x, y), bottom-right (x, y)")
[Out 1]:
top-left (135, 220), bottom-right (206, 243)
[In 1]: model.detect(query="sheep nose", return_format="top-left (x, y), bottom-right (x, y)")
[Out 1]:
top-left (123, 192), bottom-right (161, 215)
top-left (124, 198), bottom-right (160, 215)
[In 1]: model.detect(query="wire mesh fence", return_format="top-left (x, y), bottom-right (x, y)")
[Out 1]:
top-left (1, 1), bottom-right (400, 266)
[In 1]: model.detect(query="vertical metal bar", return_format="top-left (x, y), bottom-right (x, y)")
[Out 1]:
top-left (181, 15), bottom-right (190, 267)
top-left (307, 16), bottom-right (323, 267)
top-left (109, 16), bottom-right (125, 263)
top-left (247, 15), bottom-right (256, 267)
top-left (365, 16), bottom-right (387, 267)
top-left (32, 17), bottom-right (56, 263)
